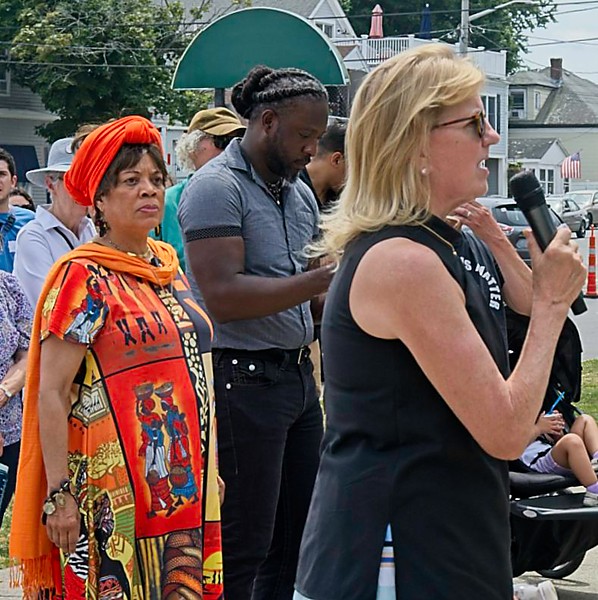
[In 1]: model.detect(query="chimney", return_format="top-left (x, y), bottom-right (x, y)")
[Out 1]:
top-left (550, 58), bottom-right (563, 84)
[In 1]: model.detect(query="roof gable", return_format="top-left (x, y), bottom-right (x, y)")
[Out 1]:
top-left (193, 0), bottom-right (322, 22)
top-left (508, 137), bottom-right (567, 160)
top-left (509, 67), bottom-right (598, 126)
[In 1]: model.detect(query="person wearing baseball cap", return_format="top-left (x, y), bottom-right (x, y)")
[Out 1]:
top-left (153, 107), bottom-right (245, 269)
top-left (13, 137), bottom-right (96, 306)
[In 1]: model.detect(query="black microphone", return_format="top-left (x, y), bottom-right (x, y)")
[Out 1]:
top-left (510, 170), bottom-right (587, 315)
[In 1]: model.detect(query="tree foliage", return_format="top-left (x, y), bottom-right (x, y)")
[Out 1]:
top-left (344, 0), bottom-right (556, 73)
top-left (1, 0), bottom-right (211, 140)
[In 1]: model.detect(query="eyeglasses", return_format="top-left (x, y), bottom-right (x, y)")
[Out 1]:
top-left (434, 112), bottom-right (487, 138)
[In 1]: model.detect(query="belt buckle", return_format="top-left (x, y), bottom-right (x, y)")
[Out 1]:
top-left (296, 346), bottom-right (307, 364)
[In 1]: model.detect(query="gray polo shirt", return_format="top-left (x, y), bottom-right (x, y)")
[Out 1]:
top-left (177, 139), bottom-right (320, 351)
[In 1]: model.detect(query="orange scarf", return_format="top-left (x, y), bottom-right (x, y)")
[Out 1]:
top-left (9, 238), bottom-right (178, 597)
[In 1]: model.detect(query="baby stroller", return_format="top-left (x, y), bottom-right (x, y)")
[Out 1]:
top-left (507, 309), bottom-right (598, 579)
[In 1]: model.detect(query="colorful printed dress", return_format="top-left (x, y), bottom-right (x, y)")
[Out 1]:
top-left (40, 255), bottom-right (223, 599)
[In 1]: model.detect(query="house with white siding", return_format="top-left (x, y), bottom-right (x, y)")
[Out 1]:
top-left (508, 138), bottom-right (569, 195)
top-left (0, 74), bottom-right (55, 203)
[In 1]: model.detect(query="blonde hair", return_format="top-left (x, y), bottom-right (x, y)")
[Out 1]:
top-left (318, 44), bottom-right (485, 258)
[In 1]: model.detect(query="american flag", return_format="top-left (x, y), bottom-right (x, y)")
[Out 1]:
top-left (561, 152), bottom-right (581, 179)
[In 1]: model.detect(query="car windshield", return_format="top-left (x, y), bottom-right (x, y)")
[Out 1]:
top-left (566, 192), bottom-right (593, 204)
top-left (547, 199), bottom-right (563, 212)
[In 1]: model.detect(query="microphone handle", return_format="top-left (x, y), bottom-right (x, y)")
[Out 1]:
top-left (523, 205), bottom-right (557, 251)
top-left (522, 206), bottom-right (587, 315)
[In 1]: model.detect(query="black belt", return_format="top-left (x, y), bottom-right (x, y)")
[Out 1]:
top-left (214, 346), bottom-right (311, 365)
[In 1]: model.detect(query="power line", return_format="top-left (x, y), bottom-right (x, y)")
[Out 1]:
top-left (0, 41), bottom-right (186, 52)
top-left (0, 59), bottom-right (171, 69)
top-left (7, 29), bottom-right (598, 71)
top-left (0, 1), bottom-right (569, 33)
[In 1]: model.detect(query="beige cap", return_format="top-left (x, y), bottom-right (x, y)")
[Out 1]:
top-left (188, 107), bottom-right (245, 136)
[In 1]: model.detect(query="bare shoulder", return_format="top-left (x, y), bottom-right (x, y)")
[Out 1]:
top-left (353, 236), bottom-right (450, 294)
top-left (350, 236), bottom-right (464, 339)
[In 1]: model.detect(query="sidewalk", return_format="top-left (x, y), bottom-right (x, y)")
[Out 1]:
top-left (515, 546), bottom-right (598, 598)
top-left (0, 549), bottom-right (595, 598)
top-left (0, 569), bottom-right (20, 598)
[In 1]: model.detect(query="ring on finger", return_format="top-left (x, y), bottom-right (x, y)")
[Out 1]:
top-left (467, 210), bottom-right (472, 218)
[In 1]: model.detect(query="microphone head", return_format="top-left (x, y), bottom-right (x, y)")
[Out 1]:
top-left (510, 170), bottom-right (545, 210)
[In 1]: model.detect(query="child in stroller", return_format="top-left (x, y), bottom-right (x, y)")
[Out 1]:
top-left (508, 309), bottom-right (598, 580)
top-left (521, 410), bottom-right (598, 506)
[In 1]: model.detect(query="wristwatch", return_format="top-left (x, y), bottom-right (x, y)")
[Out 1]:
top-left (0, 384), bottom-right (13, 399)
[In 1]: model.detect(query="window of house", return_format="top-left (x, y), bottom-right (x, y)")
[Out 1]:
top-left (534, 91), bottom-right (541, 110)
top-left (0, 53), bottom-right (9, 96)
top-left (315, 22), bottom-right (334, 38)
top-left (539, 168), bottom-right (554, 195)
top-left (481, 95), bottom-right (501, 134)
top-left (509, 90), bottom-right (525, 119)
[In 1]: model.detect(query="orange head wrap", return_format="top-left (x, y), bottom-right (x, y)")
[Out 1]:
top-left (64, 115), bottom-right (163, 207)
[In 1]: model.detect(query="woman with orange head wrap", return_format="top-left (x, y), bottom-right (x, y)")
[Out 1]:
top-left (10, 115), bottom-right (223, 599)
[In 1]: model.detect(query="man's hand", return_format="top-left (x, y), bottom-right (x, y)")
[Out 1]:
top-left (308, 257), bottom-right (335, 323)
top-left (217, 475), bottom-right (226, 506)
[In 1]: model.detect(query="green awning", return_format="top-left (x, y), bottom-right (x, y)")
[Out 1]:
top-left (172, 7), bottom-right (349, 89)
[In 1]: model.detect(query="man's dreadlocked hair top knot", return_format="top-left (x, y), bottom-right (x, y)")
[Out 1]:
top-left (231, 65), bottom-right (328, 119)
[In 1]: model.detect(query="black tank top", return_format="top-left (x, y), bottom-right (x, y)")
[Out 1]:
top-left (295, 217), bottom-right (512, 600)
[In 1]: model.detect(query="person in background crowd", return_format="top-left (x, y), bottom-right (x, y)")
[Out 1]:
top-left (178, 65), bottom-right (334, 599)
top-left (71, 123), bottom-right (103, 153)
top-left (300, 120), bottom-right (347, 393)
top-left (10, 116), bottom-right (223, 599)
top-left (153, 107), bottom-right (245, 270)
top-left (8, 187), bottom-right (35, 212)
top-left (0, 148), bottom-right (35, 272)
top-left (13, 138), bottom-right (96, 307)
top-left (0, 270), bottom-right (31, 526)
top-left (293, 44), bottom-right (585, 600)
top-left (300, 119), bottom-right (347, 209)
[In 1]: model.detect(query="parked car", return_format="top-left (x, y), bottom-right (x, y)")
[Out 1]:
top-left (564, 190), bottom-right (598, 226)
top-left (546, 196), bottom-right (587, 238)
top-left (475, 197), bottom-right (564, 265)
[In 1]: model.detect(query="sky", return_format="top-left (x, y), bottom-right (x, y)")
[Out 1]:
top-left (522, 1), bottom-right (598, 83)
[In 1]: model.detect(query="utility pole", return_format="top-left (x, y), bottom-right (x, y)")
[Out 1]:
top-left (459, 0), bottom-right (470, 55)
top-left (459, 0), bottom-right (536, 55)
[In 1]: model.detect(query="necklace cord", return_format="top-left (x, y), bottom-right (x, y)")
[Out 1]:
top-left (100, 236), bottom-right (153, 261)
top-left (420, 224), bottom-right (458, 256)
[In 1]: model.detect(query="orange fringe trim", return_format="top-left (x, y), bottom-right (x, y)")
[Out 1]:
top-left (10, 557), bottom-right (54, 599)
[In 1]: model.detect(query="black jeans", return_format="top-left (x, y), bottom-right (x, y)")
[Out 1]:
top-left (213, 348), bottom-right (323, 600)
top-left (0, 439), bottom-right (20, 526)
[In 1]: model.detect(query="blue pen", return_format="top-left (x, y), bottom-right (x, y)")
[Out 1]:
top-left (547, 390), bottom-right (565, 415)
